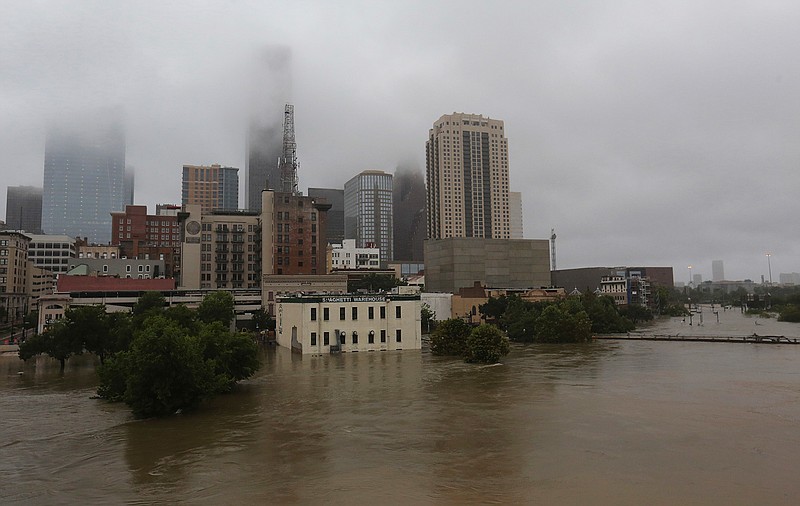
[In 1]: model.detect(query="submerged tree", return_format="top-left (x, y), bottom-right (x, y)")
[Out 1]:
top-left (18, 320), bottom-right (83, 371)
top-left (464, 324), bottom-right (510, 364)
top-left (429, 318), bottom-right (472, 356)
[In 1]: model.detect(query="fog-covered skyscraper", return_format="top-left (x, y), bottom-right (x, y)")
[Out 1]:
top-left (712, 260), bottom-right (725, 281)
top-left (245, 47), bottom-right (292, 211)
top-left (308, 188), bottom-right (344, 246)
top-left (5, 185), bottom-right (42, 234)
top-left (124, 166), bottom-right (135, 206)
top-left (42, 117), bottom-right (126, 244)
top-left (392, 166), bottom-right (425, 261)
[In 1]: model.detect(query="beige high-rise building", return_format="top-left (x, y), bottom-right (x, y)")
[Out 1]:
top-left (426, 113), bottom-right (510, 239)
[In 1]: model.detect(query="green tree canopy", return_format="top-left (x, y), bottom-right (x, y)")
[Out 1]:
top-left (429, 318), bottom-right (472, 356)
top-left (132, 291), bottom-right (167, 325)
top-left (464, 324), bottom-right (511, 364)
top-left (347, 274), bottom-right (403, 293)
top-left (100, 316), bottom-right (216, 418)
top-left (534, 304), bottom-right (593, 343)
top-left (18, 320), bottom-right (83, 371)
top-left (197, 291), bottom-right (235, 326)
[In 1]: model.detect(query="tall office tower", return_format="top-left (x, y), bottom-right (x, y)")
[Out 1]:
top-left (344, 170), bottom-right (393, 264)
top-left (42, 118), bottom-right (126, 244)
top-left (426, 112), bottom-right (510, 239)
top-left (181, 164), bottom-right (239, 213)
top-left (245, 47), bottom-right (292, 211)
top-left (712, 260), bottom-right (725, 281)
top-left (308, 188), bottom-right (344, 245)
top-left (124, 167), bottom-right (135, 206)
top-left (392, 166), bottom-right (425, 261)
top-left (509, 191), bottom-right (523, 239)
top-left (5, 186), bottom-right (43, 234)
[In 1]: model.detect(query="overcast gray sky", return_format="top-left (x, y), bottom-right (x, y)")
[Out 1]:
top-left (2, 0), bottom-right (799, 283)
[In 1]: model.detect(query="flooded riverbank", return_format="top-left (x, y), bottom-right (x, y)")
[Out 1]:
top-left (2, 311), bottom-right (799, 504)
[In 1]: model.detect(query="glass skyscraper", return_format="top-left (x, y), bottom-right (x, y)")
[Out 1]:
top-left (42, 120), bottom-right (126, 244)
top-left (344, 170), bottom-right (393, 264)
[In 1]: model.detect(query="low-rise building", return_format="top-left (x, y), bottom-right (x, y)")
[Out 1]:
top-left (275, 293), bottom-right (422, 354)
top-left (27, 234), bottom-right (77, 274)
top-left (0, 231), bottom-right (31, 324)
top-left (262, 274), bottom-right (347, 315)
top-left (66, 258), bottom-right (165, 279)
top-left (329, 239), bottom-right (380, 270)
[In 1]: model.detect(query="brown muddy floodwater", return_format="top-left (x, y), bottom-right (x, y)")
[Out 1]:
top-left (1, 307), bottom-right (799, 505)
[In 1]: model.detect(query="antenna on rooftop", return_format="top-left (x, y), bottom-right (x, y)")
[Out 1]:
top-left (550, 228), bottom-right (557, 271)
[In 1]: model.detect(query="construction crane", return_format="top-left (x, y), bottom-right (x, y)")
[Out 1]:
top-left (278, 104), bottom-right (299, 194)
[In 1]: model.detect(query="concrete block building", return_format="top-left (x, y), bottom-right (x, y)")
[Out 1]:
top-left (424, 237), bottom-right (550, 294)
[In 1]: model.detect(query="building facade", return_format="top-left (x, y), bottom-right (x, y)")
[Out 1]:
top-left (552, 266), bottom-right (674, 293)
top-left (42, 120), bottom-right (126, 244)
top-left (0, 231), bottom-right (30, 325)
top-left (509, 191), bottom-right (523, 239)
top-left (67, 258), bottom-right (166, 278)
top-left (308, 188), bottom-right (344, 246)
top-left (344, 170), bottom-right (393, 263)
top-left (5, 186), bottom-right (43, 234)
top-left (329, 239), bottom-right (380, 271)
top-left (262, 190), bottom-right (330, 276)
top-left (27, 234), bottom-right (77, 274)
top-left (275, 293), bottom-right (422, 354)
top-left (426, 113), bottom-right (510, 240)
top-left (392, 168), bottom-right (426, 261)
top-left (424, 237), bottom-right (550, 294)
top-left (110, 205), bottom-right (181, 278)
top-left (181, 164), bottom-right (239, 213)
top-left (178, 205), bottom-right (262, 290)
top-left (712, 260), bottom-right (725, 282)
top-left (262, 274), bottom-right (347, 315)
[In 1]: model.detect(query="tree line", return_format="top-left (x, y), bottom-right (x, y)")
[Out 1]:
top-left (429, 292), bottom-right (660, 363)
top-left (19, 291), bottom-right (260, 418)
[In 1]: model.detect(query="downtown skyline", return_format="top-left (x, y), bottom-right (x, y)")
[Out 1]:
top-left (2, 1), bottom-right (799, 282)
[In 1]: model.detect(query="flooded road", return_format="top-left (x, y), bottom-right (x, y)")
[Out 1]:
top-left (2, 309), bottom-right (799, 504)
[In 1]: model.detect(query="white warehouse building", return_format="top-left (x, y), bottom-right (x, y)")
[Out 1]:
top-left (276, 294), bottom-right (422, 354)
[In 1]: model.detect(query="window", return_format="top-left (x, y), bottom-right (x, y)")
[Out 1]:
top-left (396, 329), bottom-right (402, 343)
top-left (323, 332), bottom-right (329, 346)
top-left (380, 306), bottom-right (386, 319)
top-left (368, 307), bottom-right (374, 320)
top-left (340, 307), bottom-right (346, 320)
top-left (311, 308), bottom-right (317, 321)
top-left (368, 331), bottom-right (375, 344)
top-left (380, 330), bottom-right (386, 343)
top-left (352, 307), bottom-right (358, 320)
top-left (352, 332), bottom-right (358, 344)
top-left (323, 307), bottom-right (329, 320)
top-left (396, 306), bottom-right (402, 318)
top-left (311, 332), bottom-right (317, 346)
top-left (126, 265), bottom-right (131, 272)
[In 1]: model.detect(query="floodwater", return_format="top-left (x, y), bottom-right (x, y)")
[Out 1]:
top-left (1, 308), bottom-right (799, 505)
